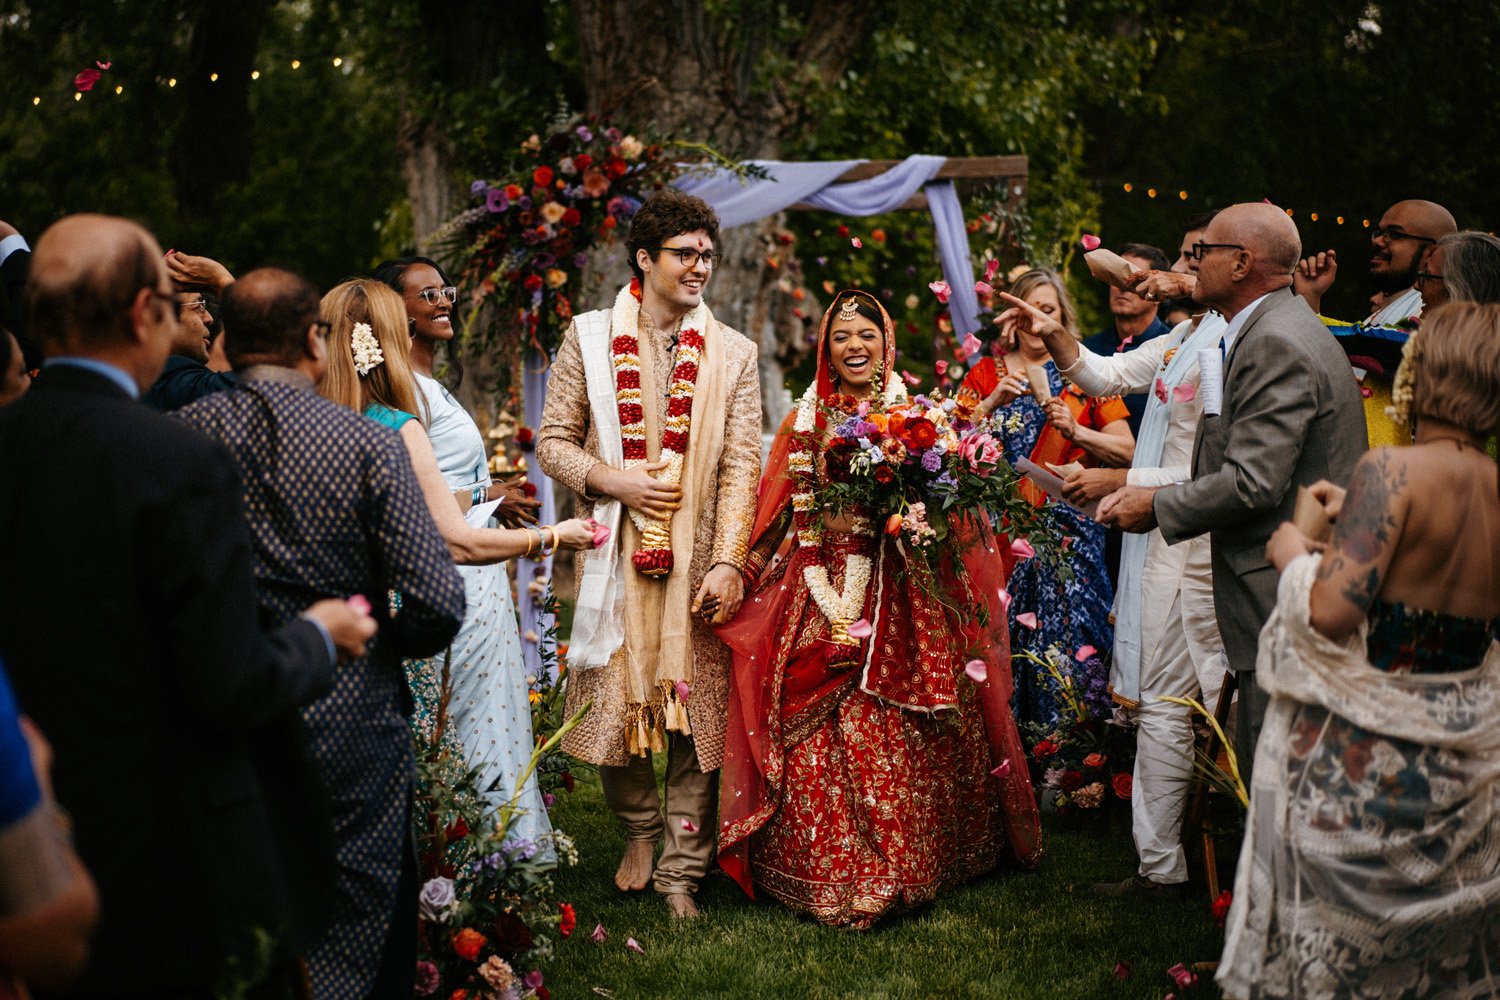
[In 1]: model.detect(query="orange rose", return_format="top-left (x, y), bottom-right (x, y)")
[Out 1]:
top-left (902, 417), bottom-right (937, 450)
top-left (1082, 752), bottom-right (1106, 769)
top-left (452, 927), bottom-right (488, 961)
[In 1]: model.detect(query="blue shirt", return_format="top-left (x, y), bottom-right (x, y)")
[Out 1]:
top-left (44, 356), bottom-right (139, 399)
top-left (0, 662), bottom-right (41, 828)
top-left (1082, 316), bottom-right (1171, 436)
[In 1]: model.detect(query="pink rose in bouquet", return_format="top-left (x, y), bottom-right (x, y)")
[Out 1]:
top-left (958, 431), bottom-right (1002, 475)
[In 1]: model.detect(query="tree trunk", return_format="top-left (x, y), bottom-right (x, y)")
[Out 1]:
top-left (572, 0), bottom-right (875, 431)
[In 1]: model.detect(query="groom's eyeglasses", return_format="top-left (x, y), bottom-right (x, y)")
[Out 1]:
top-left (1186, 242), bottom-right (1247, 261)
top-left (652, 246), bottom-right (722, 269)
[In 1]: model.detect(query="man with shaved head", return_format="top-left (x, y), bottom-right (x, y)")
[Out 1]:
top-left (1096, 202), bottom-right (1367, 785)
top-left (0, 215), bottom-right (377, 996)
top-left (177, 266), bottom-right (465, 999)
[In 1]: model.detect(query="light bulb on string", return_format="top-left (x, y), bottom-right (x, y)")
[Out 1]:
top-left (1123, 183), bottom-right (1133, 193)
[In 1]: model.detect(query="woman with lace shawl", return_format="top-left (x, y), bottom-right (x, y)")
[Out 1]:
top-left (1219, 301), bottom-right (1500, 999)
top-left (716, 291), bottom-right (1041, 929)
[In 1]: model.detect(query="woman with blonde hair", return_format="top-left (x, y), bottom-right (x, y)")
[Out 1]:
top-left (1222, 301), bottom-right (1500, 999)
top-left (320, 278), bottom-right (595, 843)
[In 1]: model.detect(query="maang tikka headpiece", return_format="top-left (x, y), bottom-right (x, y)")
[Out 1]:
top-left (836, 296), bottom-right (862, 323)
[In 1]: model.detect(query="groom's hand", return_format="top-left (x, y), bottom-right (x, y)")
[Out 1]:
top-left (591, 459), bottom-right (683, 518)
top-left (692, 564), bottom-right (744, 625)
top-left (1097, 485), bottom-right (1159, 533)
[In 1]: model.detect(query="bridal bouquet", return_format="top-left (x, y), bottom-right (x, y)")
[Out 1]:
top-left (809, 386), bottom-right (1056, 564)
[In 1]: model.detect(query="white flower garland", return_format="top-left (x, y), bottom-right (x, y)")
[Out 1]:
top-left (351, 321), bottom-right (384, 376)
top-left (803, 555), bottom-right (872, 645)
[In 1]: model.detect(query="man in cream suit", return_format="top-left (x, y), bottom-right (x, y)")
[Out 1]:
top-left (1097, 202), bottom-right (1367, 785)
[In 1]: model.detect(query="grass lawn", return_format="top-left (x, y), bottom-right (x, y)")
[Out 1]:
top-left (540, 776), bottom-right (1230, 999)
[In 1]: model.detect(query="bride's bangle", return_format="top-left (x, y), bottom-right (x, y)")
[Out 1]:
top-left (523, 527), bottom-right (541, 557)
top-left (542, 525), bottom-right (559, 556)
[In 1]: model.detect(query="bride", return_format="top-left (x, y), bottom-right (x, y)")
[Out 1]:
top-left (716, 290), bottom-right (1041, 928)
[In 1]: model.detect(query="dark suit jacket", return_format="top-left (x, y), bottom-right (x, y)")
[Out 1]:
top-left (141, 354), bottom-right (238, 412)
top-left (1155, 288), bottom-right (1367, 674)
top-left (0, 364), bottom-right (337, 996)
top-left (0, 246), bottom-right (41, 371)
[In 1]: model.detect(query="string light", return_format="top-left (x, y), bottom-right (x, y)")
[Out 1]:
top-left (1146, 187), bottom-right (1157, 198)
top-left (168, 78), bottom-right (177, 87)
top-left (1115, 180), bottom-right (1382, 229)
top-left (209, 72), bottom-right (219, 82)
top-left (332, 56), bottom-right (343, 66)
top-left (251, 70), bottom-right (260, 80)
top-left (290, 59), bottom-right (301, 69)
top-left (1178, 190), bottom-right (1188, 200)
top-left (1336, 216), bottom-right (1345, 225)
top-left (1310, 212), bottom-right (1319, 222)
top-left (31, 96), bottom-right (39, 105)
top-left (1286, 208), bottom-right (1294, 218)
top-left (1362, 219), bottom-right (1371, 227)
top-left (26, 54), bottom-right (358, 112)
top-left (1122, 182), bottom-right (1133, 192)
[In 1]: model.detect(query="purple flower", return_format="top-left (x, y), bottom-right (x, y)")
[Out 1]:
top-left (573, 254), bottom-right (589, 268)
top-left (607, 195), bottom-right (641, 218)
top-left (576, 125), bottom-right (594, 142)
top-left (503, 837), bottom-right (539, 861)
top-left (519, 195), bottom-right (533, 210)
top-left (470, 179), bottom-right (488, 196)
top-left (935, 472), bottom-right (957, 488)
top-left (525, 970), bottom-right (545, 990)
top-left (921, 449), bottom-right (942, 472)
top-left (834, 417), bottom-right (862, 438)
top-left (543, 792), bottom-right (557, 808)
top-left (913, 394), bottom-right (934, 409)
top-left (414, 960), bottom-right (440, 995)
top-left (532, 252), bottom-right (555, 269)
top-left (605, 126), bottom-right (623, 142)
top-left (417, 876), bottom-right (456, 922)
top-left (816, 256), bottom-right (828, 267)
top-left (485, 188), bottom-right (509, 213)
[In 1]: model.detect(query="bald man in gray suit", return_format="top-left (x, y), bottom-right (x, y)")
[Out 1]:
top-left (1097, 202), bottom-right (1367, 785)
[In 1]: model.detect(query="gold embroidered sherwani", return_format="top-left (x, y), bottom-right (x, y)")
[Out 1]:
top-left (537, 310), bottom-right (761, 773)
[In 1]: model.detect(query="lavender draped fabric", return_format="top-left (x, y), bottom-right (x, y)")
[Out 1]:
top-left (520, 351), bottom-right (558, 680)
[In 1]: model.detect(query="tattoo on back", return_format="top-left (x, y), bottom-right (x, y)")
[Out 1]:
top-left (1316, 450), bottom-right (1406, 612)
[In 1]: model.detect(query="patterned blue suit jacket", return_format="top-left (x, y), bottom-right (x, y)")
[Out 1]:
top-left (178, 367), bottom-right (464, 998)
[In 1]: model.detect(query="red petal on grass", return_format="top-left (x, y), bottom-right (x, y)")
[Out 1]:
top-left (991, 758), bottom-right (1013, 777)
top-left (1075, 645), bottom-right (1096, 662)
top-left (1016, 612), bottom-right (1038, 630)
top-left (964, 659), bottom-right (988, 683)
top-left (1167, 963), bottom-right (1197, 988)
top-left (1113, 961), bottom-right (1131, 979)
top-left (626, 937), bottom-right (646, 955)
top-left (1080, 234), bottom-right (1101, 251)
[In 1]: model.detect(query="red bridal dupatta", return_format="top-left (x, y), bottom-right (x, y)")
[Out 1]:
top-left (716, 295), bottom-right (1041, 900)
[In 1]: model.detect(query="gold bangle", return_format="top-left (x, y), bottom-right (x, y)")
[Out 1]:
top-left (546, 525), bottom-right (559, 553)
top-left (523, 529), bottom-right (537, 558)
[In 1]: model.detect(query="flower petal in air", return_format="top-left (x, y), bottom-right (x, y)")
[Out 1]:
top-left (934, 359), bottom-right (949, 377)
top-left (990, 758), bottom-right (1012, 778)
top-left (850, 237), bottom-right (863, 249)
top-left (846, 618), bottom-right (873, 639)
top-left (1016, 612), bottom-right (1038, 630)
top-left (74, 67), bottom-right (101, 91)
top-left (998, 588), bottom-right (1012, 612)
top-left (1010, 537), bottom-right (1035, 559)
top-left (960, 333), bottom-right (983, 359)
top-left (626, 937), bottom-right (646, 955)
top-left (901, 370), bottom-right (921, 386)
top-left (346, 594), bottom-right (372, 616)
top-left (964, 659), bottom-right (988, 683)
top-left (1074, 645), bottom-right (1097, 662)
top-left (681, 818), bottom-right (698, 832)
top-left (984, 258), bottom-right (1001, 282)
top-left (96, 60), bottom-right (112, 70)
top-left (1080, 233), bottom-right (1101, 251)
top-left (590, 923), bottom-right (607, 944)
top-left (674, 679), bottom-right (691, 702)
top-left (928, 280), bottom-right (951, 304)
top-left (974, 280), bottom-right (994, 298)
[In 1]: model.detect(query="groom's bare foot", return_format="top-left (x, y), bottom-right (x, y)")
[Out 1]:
top-left (664, 892), bottom-right (701, 919)
top-left (614, 839), bottom-right (655, 891)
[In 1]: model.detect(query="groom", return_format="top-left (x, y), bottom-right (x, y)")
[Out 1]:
top-left (538, 190), bottom-right (761, 918)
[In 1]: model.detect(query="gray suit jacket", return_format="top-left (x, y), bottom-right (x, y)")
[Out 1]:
top-left (1154, 288), bottom-right (1367, 674)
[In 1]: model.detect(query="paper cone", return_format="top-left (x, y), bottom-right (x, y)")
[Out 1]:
top-left (1084, 248), bottom-right (1141, 290)
top-left (1292, 485), bottom-right (1334, 544)
top-left (1026, 363), bottom-right (1052, 404)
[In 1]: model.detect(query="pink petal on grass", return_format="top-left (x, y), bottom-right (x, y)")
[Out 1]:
top-left (590, 923), bottom-right (607, 944)
top-left (1167, 963), bottom-right (1197, 988)
top-left (1074, 645), bottom-right (1097, 662)
top-left (984, 259), bottom-right (1001, 282)
top-left (964, 659), bottom-right (988, 683)
top-left (991, 758), bottom-right (1013, 778)
top-left (674, 679), bottom-right (691, 702)
top-left (846, 618), bottom-right (873, 639)
top-left (1016, 612), bottom-right (1038, 630)
top-left (960, 333), bottom-right (983, 359)
top-left (928, 280), bottom-right (952, 304)
top-left (1113, 961), bottom-right (1131, 979)
top-left (1080, 233), bottom-right (1102, 251)
top-left (850, 237), bottom-right (863, 249)
top-left (1010, 537), bottom-right (1035, 559)
top-left (681, 818), bottom-right (698, 832)
top-left (626, 937), bottom-right (646, 955)
top-left (346, 594), bottom-right (372, 616)
top-left (74, 68), bottom-right (101, 91)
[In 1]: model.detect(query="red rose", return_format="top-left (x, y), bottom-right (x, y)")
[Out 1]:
top-left (504, 183), bottom-right (523, 200)
top-left (1032, 737), bottom-right (1059, 759)
top-left (902, 417), bottom-right (937, 450)
top-left (491, 911), bottom-right (533, 956)
top-left (1211, 889), bottom-right (1233, 927)
top-left (1112, 772), bottom-right (1133, 799)
top-left (605, 156), bottom-right (628, 179)
top-left (444, 817), bottom-right (469, 843)
top-left (452, 928), bottom-right (487, 961)
top-left (1060, 769), bottom-right (1085, 792)
top-left (873, 464), bottom-right (895, 485)
top-left (515, 427), bottom-right (534, 446)
top-left (533, 165), bottom-right (554, 187)
top-left (558, 902), bottom-right (577, 938)
top-left (524, 274), bottom-right (543, 292)
top-left (561, 207), bottom-right (582, 228)
top-left (574, 154), bottom-right (593, 170)
top-left (836, 224), bottom-right (850, 238)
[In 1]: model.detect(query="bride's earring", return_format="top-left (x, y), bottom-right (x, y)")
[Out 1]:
top-left (872, 357), bottom-right (884, 387)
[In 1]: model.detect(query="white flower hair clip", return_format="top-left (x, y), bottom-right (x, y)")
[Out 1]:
top-left (351, 321), bottom-right (384, 376)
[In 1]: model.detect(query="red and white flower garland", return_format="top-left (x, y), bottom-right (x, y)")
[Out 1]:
top-left (788, 372), bottom-right (905, 646)
top-left (612, 291), bottom-right (708, 577)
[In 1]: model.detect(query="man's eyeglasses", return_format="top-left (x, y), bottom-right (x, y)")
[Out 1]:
top-left (1415, 270), bottom-right (1444, 284)
top-left (177, 297), bottom-right (210, 317)
top-left (1186, 242), bottom-right (1246, 261)
top-left (412, 286), bottom-right (458, 305)
top-left (1370, 226), bottom-right (1436, 246)
top-left (651, 246), bottom-right (722, 269)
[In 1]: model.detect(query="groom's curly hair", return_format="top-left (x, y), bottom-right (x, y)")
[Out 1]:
top-left (627, 190), bottom-right (721, 281)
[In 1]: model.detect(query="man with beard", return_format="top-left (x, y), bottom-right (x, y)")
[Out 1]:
top-left (1294, 199), bottom-right (1457, 445)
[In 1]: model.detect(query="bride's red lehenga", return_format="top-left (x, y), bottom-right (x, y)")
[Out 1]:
top-left (716, 292), bottom-right (1042, 929)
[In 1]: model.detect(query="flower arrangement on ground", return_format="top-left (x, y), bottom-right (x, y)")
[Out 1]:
top-left (1017, 645), bottom-right (1136, 817)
